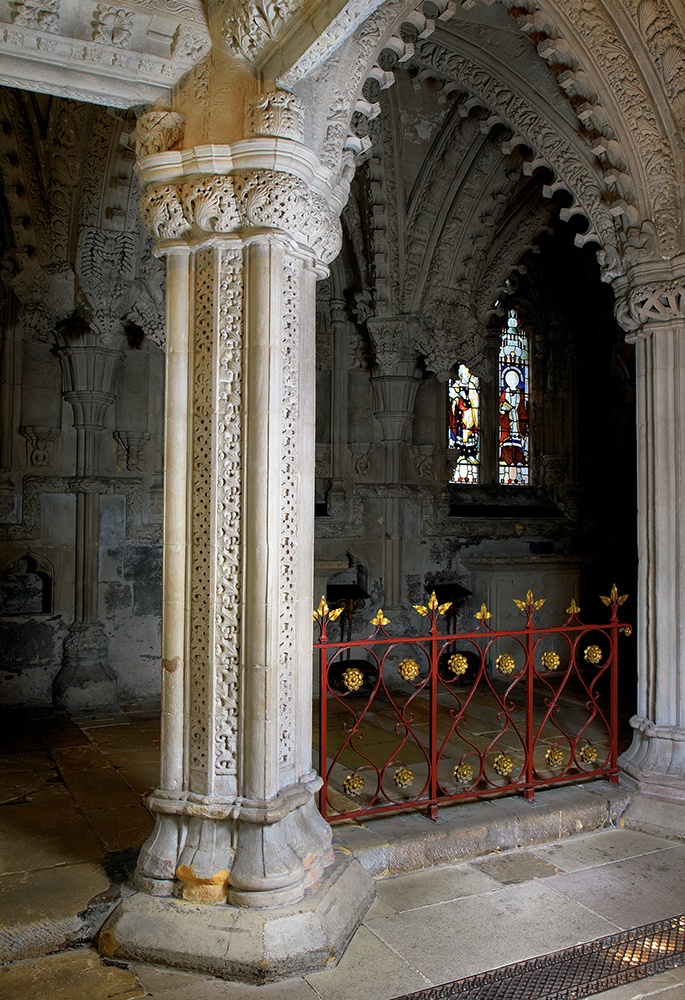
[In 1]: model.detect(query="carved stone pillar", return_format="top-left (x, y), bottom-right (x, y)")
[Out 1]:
top-left (614, 257), bottom-right (685, 801)
top-left (102, 96), bottom-right (374, 982)
top-left (53, 327), bottom-right (124, 710)
top-left (368, 319), bottom-right (421, 605)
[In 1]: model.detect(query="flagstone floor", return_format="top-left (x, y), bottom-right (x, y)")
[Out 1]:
top-left (1, 707), bottom-right (683, 1000)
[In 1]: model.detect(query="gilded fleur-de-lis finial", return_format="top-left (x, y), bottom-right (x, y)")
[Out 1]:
top-left (600, 584), bottom-right (628, 607)
top-left (371, 609), bottom-right (390, 626)
top-left (566, 598), bottom-right (581, 616)
top-left (313, 596), bottom-right (344, 623)
top-left (513, 589), bottom-right (545, 613)
top-left (475, 603), bottom-right (492, 621)
top-left (413, 591), bottom-right (452, 618)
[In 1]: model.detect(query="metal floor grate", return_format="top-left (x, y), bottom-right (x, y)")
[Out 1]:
top-left (393, 914), bottom-right (685, 1000)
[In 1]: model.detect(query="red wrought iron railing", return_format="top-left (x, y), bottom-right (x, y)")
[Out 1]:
top-left (314, 586), bottom-right (631, 822)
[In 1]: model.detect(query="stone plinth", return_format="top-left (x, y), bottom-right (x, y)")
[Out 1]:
top-left (100, 854), bottom-right (373, 984)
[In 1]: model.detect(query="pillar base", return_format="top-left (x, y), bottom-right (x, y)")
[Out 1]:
top-left (619, 715), bottom-right (685, 802)
top-left (99, 852), bottom-right (375, 984)
top-left (53, 622), bottom-right (117, 712)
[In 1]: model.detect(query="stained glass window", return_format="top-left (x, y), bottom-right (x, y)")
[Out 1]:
top-left (448, 364), bottom-right (480, 483)
top-left (498, 310), bottom-right (529, 485)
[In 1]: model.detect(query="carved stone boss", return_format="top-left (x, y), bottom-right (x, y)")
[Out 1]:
top-left (613, 257), bottom-right (685, 801)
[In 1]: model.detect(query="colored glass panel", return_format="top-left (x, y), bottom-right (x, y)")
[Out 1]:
top-left (448, 364), bottom-right (480, 483)
top-left (499, 310), bottom-right (529, 485)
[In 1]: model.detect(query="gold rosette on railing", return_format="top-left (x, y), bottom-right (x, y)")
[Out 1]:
top-left (448, 653), bottom-right (469, 676)
top-left (398, 658), bottom-right (420, 682)
top-left (371, 608), bottom-right (390, 628)
top-left (393, 766), bottom-right (414, 788)
top-left (342, 774), bottom-right (364, 797)
top-left (541, 651), bottom-right (561, 671)
top-left (545, 746), bottom-right (564, 768)
top-left (583, 644), bottom-right (603, 666)
top-left (341, 666), bottom-right (364, 692)
top-left (492, 753), bottom-right (514, 777)
top-left (454, 762), bottom-right (474, 783)
top-left (495, 653), bottom-right (516, 676)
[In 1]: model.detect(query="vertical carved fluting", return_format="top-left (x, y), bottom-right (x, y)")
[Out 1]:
top-left (278, 253), bottom-right (299, 782)
top-left (615, 263), bottom-right (685, 801)
top-left (213, 251), bottom-right (243, 786)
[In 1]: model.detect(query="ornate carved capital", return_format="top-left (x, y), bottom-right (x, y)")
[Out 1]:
top-left (245, 89), bottom-right (304, 142)
top-left (139, 170), bottom-right (342, 264)
top-left (613, 257), bottom-right (685, 338)
top-left (367, 318), bottom-right (416, 375)
top-left (136, 112), bottom-right (185, 160)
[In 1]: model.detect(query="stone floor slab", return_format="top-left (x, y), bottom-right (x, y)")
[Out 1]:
top-left (305, 925), bottom-right (431, 1000)
top-left (376, 861), bottom-right (501, 911)
top-left (0, 949), bottom-right (144, 1000)
top-left (153, 976), bottom-right (320, 998)
top-left (61, 767), bottom-right (143, 811)
top-left (0, 750), bottom-right (55, 774)
top-left (0, 786), bottom-right (104, 874)
top-left (364, 880), bottom-right (619, 985)
top-left (0, 864), bottom-right (112, 962)
top-left (531, 828), bottom-right (679, 873)
top-left (49, 745), bottom-right (111, 772)
top-left (84, 803), bottom-right (155, 852)
top-left (472, 850), bottom-right (561, 885)
top-left (593, 971), bottom-right (685, 999)
top-left (543, 846), bottom-right (685, 927)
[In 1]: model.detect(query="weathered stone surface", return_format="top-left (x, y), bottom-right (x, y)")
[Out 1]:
top-left (334, 784), bottom-right (632, 877)
top-left (100, 854), bottom-right (375, 984)
top-left (0, 948), bottom-right (144, 1000)
top-left (0, 865), bottom-right (113, 963)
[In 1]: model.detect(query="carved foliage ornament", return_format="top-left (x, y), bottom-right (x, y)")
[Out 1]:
top-left (136, 111), bottom-right (185, 160)
top-left (10, 0), bottom-right (60, 32)
top-left (245, 89), bottom-right (305, 141)
top-left (220, 0), bottom-right (299, 63)
top-left (139, 172), bottom-right (341, 262)
top-left (92, 4), bottom-right (134, 47)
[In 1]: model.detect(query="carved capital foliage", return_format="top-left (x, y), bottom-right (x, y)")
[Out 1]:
top-left (11, 263), bottom-right (75, 342)
top-left (139, 171), bottom-right (342, 263)
top-left (136, 111), bottom-right (185, 160)
top-left (367, 318), bottom-right (415, 374)
top-left (418, 289), bottom-right (487, 378)
top-left (218, 0), bottom-right (300, 64)
top-left (245, 89), bottom-right (305, 141)
top-left (76, 227), bottom-right (137, 342)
